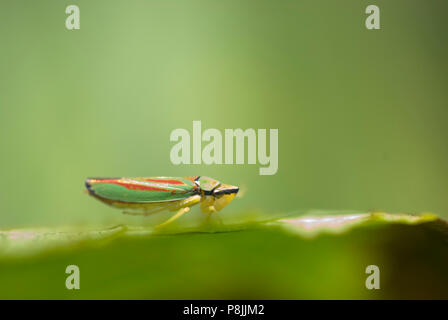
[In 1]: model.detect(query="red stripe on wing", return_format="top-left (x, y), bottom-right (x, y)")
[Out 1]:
top-left (143, 178), bottom-right (186, 185)
top-left (92, 179), bottom-right (170, 192)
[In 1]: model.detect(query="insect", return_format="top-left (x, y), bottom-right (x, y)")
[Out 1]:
top-left (85, 176), bottom-right (239, 228)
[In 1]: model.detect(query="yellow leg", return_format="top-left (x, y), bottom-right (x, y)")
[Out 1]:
top-left (214, 213), bottom-right (223, 225)
top-left (155, 207), bottom-right (190, 229)
top-left (202, 209), bottom-right (223, 226)
top-left (200, 211), bottom-right (212, 227)
top-left (154, 195), bottom-right (201, 229)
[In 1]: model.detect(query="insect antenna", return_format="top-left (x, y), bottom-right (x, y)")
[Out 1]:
top-left (236, 184), bottom-right (247, 198)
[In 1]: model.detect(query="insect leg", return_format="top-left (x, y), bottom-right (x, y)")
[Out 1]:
top-left (214, 212), bottom-right (223, 225)
top-left (155, 195), bottom-right (201, 228)
top-left (155, 207), bottom-right (191, 229)
top-left (200, 196), bottom-right (217, 214)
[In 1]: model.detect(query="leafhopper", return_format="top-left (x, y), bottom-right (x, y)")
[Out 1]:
top-left (85, 176), bottom-right (239, 227)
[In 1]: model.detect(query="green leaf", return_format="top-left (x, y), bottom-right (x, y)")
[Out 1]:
top-left (0, 212), bottom-right (447, 299)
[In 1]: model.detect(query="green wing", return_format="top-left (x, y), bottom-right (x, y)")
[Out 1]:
top-left (85, 177), bottom-right (198, 204)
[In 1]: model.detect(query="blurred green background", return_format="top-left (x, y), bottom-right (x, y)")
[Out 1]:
top-left (0, 0), bottom-right (447, 228)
